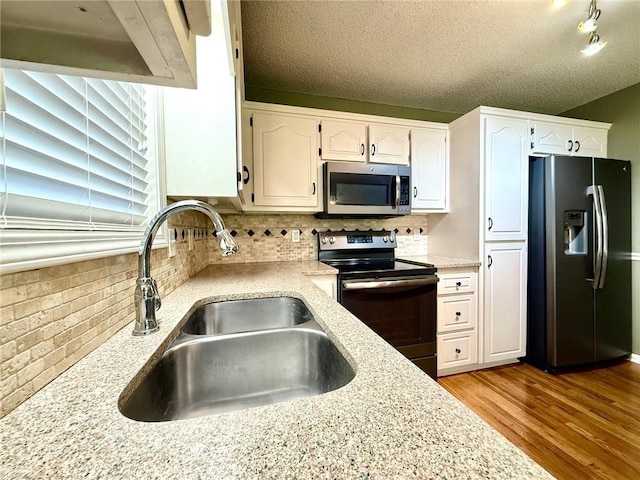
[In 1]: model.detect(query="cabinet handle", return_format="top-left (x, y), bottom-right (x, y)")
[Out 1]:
top-left (413, 186), bottom-right (418, 198)
top-left (488, 217), bottom-right (493, 231)
top-left (242, 166), bottom-right (250, 185)
top-left (312, 182), bottom-right (316, 195)
top-left (488, 255), bottom-right (493, 268)
top-left (361, 143), bottom-right (365, 155)
top-left (567, 140), bottom-right (574, 152)
top-left (530, 141), bottom-right (534, 149)
top-left (455, 348), bottom-right (461, 354)
top-left (574, 141), bottom-right (580, 152)
top-left (371, 144), bottom-right (376, 156)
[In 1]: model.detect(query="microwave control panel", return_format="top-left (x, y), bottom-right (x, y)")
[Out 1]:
top-left (399, 175), bottom-right (411, 213)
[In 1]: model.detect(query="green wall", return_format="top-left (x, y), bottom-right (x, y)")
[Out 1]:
top-left (562, 83), bottom-right (640, 356)
top-left (245, 86), bottom-right (461, 123)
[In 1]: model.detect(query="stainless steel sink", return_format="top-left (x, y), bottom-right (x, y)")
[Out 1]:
top-left (119, 324), bottom-right (355, 421)
top-left (181, 297), bottom-right (314, 335)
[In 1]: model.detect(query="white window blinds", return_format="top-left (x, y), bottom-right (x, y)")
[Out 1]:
top-left (1, 69), bottom-right (151, 228)
top-left (0, 69), bottom-right (163, 273)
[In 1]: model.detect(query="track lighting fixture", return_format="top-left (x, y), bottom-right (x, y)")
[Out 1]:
top-left (578, 0), bottom-right (607, 56)
top-left (578, 0), bottom-right (601, 32)
top-left (581, 32), bottom-right (608, 56)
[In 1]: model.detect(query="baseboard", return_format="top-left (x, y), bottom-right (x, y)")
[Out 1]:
top-left (630, 353), bottom-right (640, 364)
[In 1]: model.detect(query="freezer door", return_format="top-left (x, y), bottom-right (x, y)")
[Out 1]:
top-left (545, 155), bottom-right (595, 367)
top-left (593, 158), bottom-right (632, 361)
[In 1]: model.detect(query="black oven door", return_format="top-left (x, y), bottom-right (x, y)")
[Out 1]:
top-left (340, 276), bottom-right (437, 378)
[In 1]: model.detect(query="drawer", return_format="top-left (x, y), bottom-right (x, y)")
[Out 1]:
top-left (438, 272), bottom-right (477, 295)
top-left (437, 294), bottom-right (477, 333)
top-left (437, 331), bottom-right (478, 370)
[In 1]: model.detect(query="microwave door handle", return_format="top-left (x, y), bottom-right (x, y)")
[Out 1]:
top-left (395, 175), bottom-right (401, 207)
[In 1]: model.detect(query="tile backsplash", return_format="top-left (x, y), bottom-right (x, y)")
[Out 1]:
top-left (207, 213), bottom-right (429, 264)
top-left (0, 210), bottom-right (210, 417)
top-left (1, 210), bottom-right (428, 417)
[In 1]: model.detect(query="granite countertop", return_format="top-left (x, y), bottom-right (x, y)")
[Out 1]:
top-left (400, 255), bottom-right (481, 269)
top-left (0, 261), bottom-right (550, 479)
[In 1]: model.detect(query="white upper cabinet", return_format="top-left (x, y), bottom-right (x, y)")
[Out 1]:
top-left (0, 0), bottom-right (210, 88)
top-left (410, 129), bottom-right (448, 212)
top-left (251, 112), bottom-right (320, 209)
top-left (164, 4), bottom-right (237, 199)
top-left (531, 121), bottom-right (607, 157)
top-left (571, 126), bottom-right (608, 157)
top-left (320, 120), bottom-right (367, 162)
top-left (369, 124), bottom-right (410, 165)
top-left (484, 117), bottom-right (529, 241)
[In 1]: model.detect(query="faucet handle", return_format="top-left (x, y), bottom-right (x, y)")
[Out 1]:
top-left (151, 278), bottom-right (161, 311)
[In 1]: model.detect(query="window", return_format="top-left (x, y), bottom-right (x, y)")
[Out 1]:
top-left (0, 69), bottom-right (165, 274)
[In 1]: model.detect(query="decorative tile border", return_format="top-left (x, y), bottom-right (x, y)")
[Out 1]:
top-left (207, 213), bottom-right (429, 263)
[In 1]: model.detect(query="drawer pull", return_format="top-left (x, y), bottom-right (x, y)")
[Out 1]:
top-left (455, 281), bottom-right (462, 288)
top-left (455, 348), bottom-right (461, 354)
top-left (455, 311), bottom-right (461, 317)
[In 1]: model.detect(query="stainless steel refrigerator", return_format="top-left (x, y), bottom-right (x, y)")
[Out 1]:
top-left (527, 155), bottom-right (632, 371)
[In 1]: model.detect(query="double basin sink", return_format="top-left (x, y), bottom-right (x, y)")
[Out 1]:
top-left (119, 297), bottom-right (355, 422)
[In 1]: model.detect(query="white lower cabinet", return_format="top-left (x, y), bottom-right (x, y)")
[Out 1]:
top-left (438, 331), bottom-right (478, 370)
top-left (483, 242), bottom-right (527, 363)
top-left (437, 270), bottom-right (479, 376)
top-left (438, 294), bottom-right (477, 332)
top-left (308, 274), bottom-right (337, 300)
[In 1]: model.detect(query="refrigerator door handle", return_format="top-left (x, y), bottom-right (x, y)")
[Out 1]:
top-left (597, 185), bottom-right (608, 289)
top-left (587, 185), bottom-right (603, 289)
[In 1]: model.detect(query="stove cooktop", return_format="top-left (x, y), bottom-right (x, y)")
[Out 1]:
top-left (323, 258), bottom-right (435, 275)
top-left (317, 230), bottom-right (436, 277)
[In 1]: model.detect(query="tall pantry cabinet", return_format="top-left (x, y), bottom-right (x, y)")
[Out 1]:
top-left (430, 107), bottom-right (529, 370)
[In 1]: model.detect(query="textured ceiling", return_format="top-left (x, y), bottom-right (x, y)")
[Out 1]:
top-left (241, 0), bottom-right (640, 115)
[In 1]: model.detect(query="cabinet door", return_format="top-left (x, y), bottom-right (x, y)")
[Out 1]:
top-left (484, 117), bottom-right (528, 241)
top-left (252, 113), bottom-right (320, 208)
top-left (483, 242), bottom-right (527, 363)
top-left (410, 129), bottom-right (447, 212)
top-left (531, 121), bottom-right (573, 155)
top-left (309, 274), bottom-right (337, 300)
top-left (321, 120), bottom-right (367, 162)
top-left (369, 124), bottom-right (410, 165)
top-left (164, 32), bottom-right (237, 197)
top-left (572, 126), bottom-right (607, 157)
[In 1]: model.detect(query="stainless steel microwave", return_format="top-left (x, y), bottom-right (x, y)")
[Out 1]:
top-left (322, 162), bottom-right (411, 216)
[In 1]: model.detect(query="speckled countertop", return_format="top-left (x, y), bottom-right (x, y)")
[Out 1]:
top-left (400, 255), bottom-right (481, 270)
top-left (0, 261), bottom-right (550, 479)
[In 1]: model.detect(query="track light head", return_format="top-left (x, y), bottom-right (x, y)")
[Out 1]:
top-left (581, 33), bottom-right (608, 56)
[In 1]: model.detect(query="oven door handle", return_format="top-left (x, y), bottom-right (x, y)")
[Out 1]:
top-left (342, 276), bottom-right (438, 290)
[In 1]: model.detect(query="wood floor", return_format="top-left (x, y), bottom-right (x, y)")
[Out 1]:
top-left (438, 361), bottom-right (640, 480)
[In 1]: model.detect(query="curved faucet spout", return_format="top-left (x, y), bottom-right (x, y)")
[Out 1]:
top-left (134, 200), bottom-right (239, 336)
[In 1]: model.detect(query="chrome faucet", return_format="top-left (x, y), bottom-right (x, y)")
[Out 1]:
top-left (133, 200), bottom-right (239, 336)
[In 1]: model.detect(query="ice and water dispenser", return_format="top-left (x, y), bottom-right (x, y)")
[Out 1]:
top-left (563, 211), bottom-right (587, 255)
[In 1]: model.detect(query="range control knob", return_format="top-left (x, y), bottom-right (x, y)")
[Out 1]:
top-left (329, 236), bottom-right (335, 244)
top-left (383, 236), bottom-right (389, 243)
top-left (321, 237), bottom-right (328, 245)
